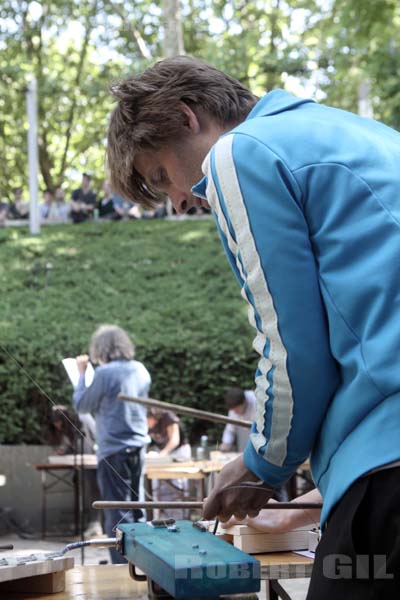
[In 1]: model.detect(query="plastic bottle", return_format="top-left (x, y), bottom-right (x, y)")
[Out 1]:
top-left (200, 435), bottom-right (210, 459)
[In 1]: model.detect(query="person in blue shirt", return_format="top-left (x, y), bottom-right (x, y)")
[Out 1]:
top-left (73, 324), bottom-right (151, 563)
top-left (106, 56), bottom-right (400, 596)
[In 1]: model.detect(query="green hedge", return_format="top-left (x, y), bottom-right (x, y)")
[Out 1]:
top-left (0, 219), bottom-right (257, 445)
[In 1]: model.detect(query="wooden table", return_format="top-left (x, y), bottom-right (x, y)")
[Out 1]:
top-left (36, 462), bottom-right (97, 538)
top-left (258, 553), bottom-right (313, 599)
top-left (3, 555), bottom-right (313, 599)
top-left (4, 565), bottom-right (146, 599)
top-left (144, 459), bottom-right (232, 520)
top-left (35, 458), bottom-right (231, 535)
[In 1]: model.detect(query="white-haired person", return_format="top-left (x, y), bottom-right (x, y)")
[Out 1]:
top-left (73, 324), bottom-right (151, 563)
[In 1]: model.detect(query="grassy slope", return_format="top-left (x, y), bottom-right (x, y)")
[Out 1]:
top-left (0, 219), bottom-right (255, 443)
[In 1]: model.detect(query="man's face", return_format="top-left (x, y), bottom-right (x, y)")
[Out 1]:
top-left (134, 113), bottom-right (225, 214)
top-left (134, 140), bottom-right (209, 214)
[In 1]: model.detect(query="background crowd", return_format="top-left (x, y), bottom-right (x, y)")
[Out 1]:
top-left (0, 172), bottom-right (210, 227)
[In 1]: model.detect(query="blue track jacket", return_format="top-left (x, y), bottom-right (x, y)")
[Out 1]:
top-left (192, 91), bottom-right (400, 526)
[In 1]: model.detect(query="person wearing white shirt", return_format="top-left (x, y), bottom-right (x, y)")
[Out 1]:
top-left (220, 388), bottom-right (256, 453)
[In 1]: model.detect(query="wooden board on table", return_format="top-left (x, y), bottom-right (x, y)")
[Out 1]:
top-left (47, 454), bottom-right (97, 466)
top-left (259, 552), bottom-right (314, 579)
top-left (0, 554), bottom-right (74, 584)
top-left (213, 523), bottom-right (310, 554)
top-left (0, 570), bottom-right (67, 594)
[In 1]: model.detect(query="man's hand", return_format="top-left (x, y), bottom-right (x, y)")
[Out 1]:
top-left (202, 454), bottom-right (273, 521)
top-left (222, 488), bottom-right (323, 533)
top-left (76, 354), bottom-right (89, 375)
top-left (220, 500), bottom-right (290, 533)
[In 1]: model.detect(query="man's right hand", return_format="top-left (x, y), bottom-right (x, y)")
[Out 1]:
top-left (203, 454), bottom-right (273, 521)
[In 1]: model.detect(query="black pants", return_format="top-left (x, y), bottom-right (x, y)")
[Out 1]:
top-left (307, 467), bottom-right (400, 599)
top-left (97, 447), bottom-right (144, 564)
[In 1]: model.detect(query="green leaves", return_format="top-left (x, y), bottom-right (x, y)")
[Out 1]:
top-left (2, 0), bottom-right (399, 199)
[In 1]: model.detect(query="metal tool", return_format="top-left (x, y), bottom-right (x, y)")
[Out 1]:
top-left (118, 394), bottom-right (252, 428)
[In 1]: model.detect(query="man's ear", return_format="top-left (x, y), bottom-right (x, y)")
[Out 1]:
top-left (179, 102), bottom-right (201, 134)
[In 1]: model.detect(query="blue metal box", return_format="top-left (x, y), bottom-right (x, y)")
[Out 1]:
top-left (117, 520), bottom-right (260, 599)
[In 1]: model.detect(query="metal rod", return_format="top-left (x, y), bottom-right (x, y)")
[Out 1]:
top-left (93, 501), bottom-right (322, 510)
top-left (118, 395), bottom-right (252, 428)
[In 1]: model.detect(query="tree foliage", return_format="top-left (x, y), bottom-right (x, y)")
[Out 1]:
top-left (0, 0), bottom-right (154, 197)
top-left (1, 0), bottom-right (399, 198)
top-left (305, 0), bottom-right (400, 127)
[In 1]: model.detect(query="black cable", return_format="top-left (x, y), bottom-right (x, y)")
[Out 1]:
top-left (212, 518), bottom-right (219, 535)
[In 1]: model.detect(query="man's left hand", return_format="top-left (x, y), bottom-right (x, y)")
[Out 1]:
top-left (203, 454), bottom-right (273, 521)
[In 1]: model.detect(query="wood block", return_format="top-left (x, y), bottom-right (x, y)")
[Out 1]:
top-left (233, 530), bottom-right (309, 554)
top-left (221, 523), bottom-right (309, 536)
top-left (0, 570), bottom-right (65, 594)
top-left (0, 556), bottom-right (73, 584)
top-left (214, 523), bottom-right (310, 554)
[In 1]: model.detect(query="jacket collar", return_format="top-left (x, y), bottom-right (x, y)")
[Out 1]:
top-left (192, 90), bottom-right (315, 199)
top-left (246, 89), bottom-right (314, 119)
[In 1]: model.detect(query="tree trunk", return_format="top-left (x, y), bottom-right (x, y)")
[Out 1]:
top-left (162, 0), bottom-right (185, 57)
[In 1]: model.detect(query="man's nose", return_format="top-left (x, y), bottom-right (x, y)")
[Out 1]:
top-left (171, 191), bottom-right (191, 215)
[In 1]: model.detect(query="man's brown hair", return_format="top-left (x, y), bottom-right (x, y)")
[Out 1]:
top-left (107, 56), bottom-right (257, 208)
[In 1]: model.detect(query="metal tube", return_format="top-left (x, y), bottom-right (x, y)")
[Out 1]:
top-left (118, 394), bottom-right (252, 428)
top-left (93, 501), bottom-right (322, 510)
top-left (60, 538), bottom-right (117, 555)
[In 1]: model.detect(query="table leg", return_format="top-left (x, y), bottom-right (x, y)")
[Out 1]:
top-left (74, 469), bottom-right (80, 536)
top-left (145, 477), bottom-right (154, 521)
top-left (200, 477), bottom-right (206, 501)
top-left (269, 580), bottom-right (292, 600)
top-left (41, 471), bottom-right (47, 539)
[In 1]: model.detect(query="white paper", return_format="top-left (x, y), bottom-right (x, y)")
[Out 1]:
top-left (62, 358), bottom-right (94, 388)
top-left (293, 550), bottom-right (315, 559)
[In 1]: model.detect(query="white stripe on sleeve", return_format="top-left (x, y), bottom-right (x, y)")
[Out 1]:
top-left (208, 135), bottom-right (294, 467)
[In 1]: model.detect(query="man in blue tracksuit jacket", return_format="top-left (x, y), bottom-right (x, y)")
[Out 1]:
top-left (107, 56), bottom-right (400, 597)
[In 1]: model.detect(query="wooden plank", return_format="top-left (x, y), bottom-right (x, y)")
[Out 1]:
top-left (0, 570), bottom-right (65, 594)
top-left (222, 524), bottom-right (310, 536)
top-left (0, 565), bottom-right (146, 600)
top-left (0, 556), bottom-right (73, 583)
top-left (259, 552), bottom-right (314, 579)
top-left (0, 560), bottom-right (314, 599)
top-left (233, 530), bottom-right (309, 554)
top-left (212, 523), bottom-right (310, 555)
top-left (146, 468), bottom-right (205, 479)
